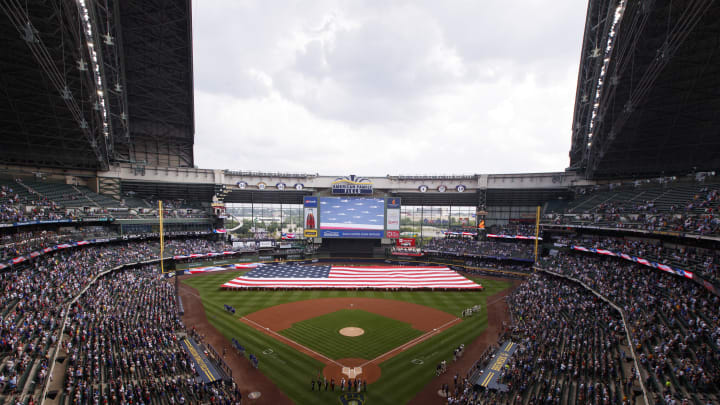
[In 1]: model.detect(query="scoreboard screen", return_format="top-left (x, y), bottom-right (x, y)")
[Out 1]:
top-left (304, 197), bottom-right (399, 238)
top-left (302, 196), bottom-right (400, 239)
top-left (319, 197), bottom-right (384, 238)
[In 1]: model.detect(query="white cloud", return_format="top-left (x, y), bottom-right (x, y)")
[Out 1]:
top-left (192, 0), bottom-right (586, 175)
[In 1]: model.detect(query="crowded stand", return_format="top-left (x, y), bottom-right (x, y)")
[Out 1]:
top-left (465, 273), bottom-right (632, 405)
top-left (424, 238), bottom-right (535, 260)
top-left (0, 227), bottom-right (118, 262)
top-left (59, 266), bottom-right (241, 404)
top-left (1, 229), bottom-right (217, 273)
top-left (389, 246), bottom-right (423, 256)
top-left (538, 251), bottom-right (720, 404)
top-left (1, 180), bottom-right (66, 224)
top-left (460, 259), bottom-right (533, 276)
top-left (0, 237), bottom-right (238, 404)
top-left (1, 179), bottom-right (214, 225)
top-left (164, 239), bottom-right (231, 256)
top-left (147, 199), bottom-right (203, 211)
top-left (546, 210), bottom-right (720, 236)
top-left (0, 243), bottom-right (153, 403)
top-left (545, 177), bottom-right (720, 236)
top-left (553, 235), bottom-right (720, 286)
top-left (488, 224), bottom-right (537, 237)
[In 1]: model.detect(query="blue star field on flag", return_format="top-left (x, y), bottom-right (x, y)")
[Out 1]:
top-left (243, 264), bottom-right (331, 278)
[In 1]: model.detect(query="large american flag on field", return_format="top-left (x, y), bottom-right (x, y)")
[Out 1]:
top-left (221, 264), bottom-right (482, 290)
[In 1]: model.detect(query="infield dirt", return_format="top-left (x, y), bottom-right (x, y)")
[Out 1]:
top-left (239, 297), bottom-right (461, 384)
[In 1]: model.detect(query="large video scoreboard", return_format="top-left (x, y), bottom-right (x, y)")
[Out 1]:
top-left (303, 197), bottom-right (400, 238)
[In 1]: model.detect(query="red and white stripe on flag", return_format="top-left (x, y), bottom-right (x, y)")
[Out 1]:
top-left (233, 263), bottom-right (262, 269)
top-left (222, 265), bottom-right (482, 290)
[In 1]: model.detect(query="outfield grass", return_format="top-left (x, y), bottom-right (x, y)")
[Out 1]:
top-left (279, 309), bottom-right (423, 360)
top-left (183, 272), bottom-right (511, 405)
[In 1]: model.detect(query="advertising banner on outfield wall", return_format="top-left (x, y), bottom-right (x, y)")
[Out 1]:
top-left (386, 208), bottom-right (400, 229)
top-left (303, 207), bottom-right (317, 237)
top-left (319, 229), bottom-right (385, 238)
top-left (386, 197), bottom-right (401, 238)
top-left (303, 197), bottom-right (318, 237)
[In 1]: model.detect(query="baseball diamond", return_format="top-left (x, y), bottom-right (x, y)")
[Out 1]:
top-left (180, 270), bottom-right (514, 404)
top-left (276, 308), bottom-right (427, 360)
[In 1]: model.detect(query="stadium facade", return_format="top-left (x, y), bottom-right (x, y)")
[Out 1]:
top-left (2, 0), bottom-right (717, 225)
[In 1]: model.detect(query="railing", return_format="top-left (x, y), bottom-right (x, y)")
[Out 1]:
top-left (40, 253), bottom-right (236, 404)
top-left (389, 174), bottom-right (476, 180)
top-left (542, 221), bottom-right (720, 242)
top-left (41, 257), bottom-right (164, 404)
top-left (205, 343), bottom-right (233, 379)
top-left (224, 170), bottom-right (317, 178)
top-left (533, 267), bottom-right (650, 405)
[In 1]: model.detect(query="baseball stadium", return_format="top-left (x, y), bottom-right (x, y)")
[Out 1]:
top-left (1, 1), bottom-right (720, 405)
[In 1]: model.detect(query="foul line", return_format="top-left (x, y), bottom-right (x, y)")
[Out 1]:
top-left (359, 317), bottom-right (462, 368)
top-left (240, 315), bottom-right (462, 371)
top-left (240, 316), bottom-right (344, 368)
top-left (184, 284), bottom-right (468, 371)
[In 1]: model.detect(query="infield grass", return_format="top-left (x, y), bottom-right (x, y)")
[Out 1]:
top-left (183, 272), bottom-right (511, 405)
top-left (279, 309), bottom-right (423, 360)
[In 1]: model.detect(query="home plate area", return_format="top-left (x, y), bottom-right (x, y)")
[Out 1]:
top-left (239, 297), bottom-right (462, 384)
top-left (342, 366), bottom-right (363, 378)
top-left (324, 359), bottom-right (379, 383)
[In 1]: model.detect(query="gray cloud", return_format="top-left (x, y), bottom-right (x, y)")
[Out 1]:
top-left (191, 0), bottom-right (586, 175)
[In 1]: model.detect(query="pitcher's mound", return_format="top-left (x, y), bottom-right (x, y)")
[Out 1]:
top-left (339, 327), bottom-right (365, 337)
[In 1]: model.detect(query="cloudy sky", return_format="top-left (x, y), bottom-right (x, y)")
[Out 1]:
top-left (191, 0), bottom-right (587, 176)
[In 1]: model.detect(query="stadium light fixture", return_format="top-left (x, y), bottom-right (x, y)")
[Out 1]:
top-left (77, 0), bottom-right (110, 152)
top-left (61, 86), bottom-right (72, 100)
top-left (22, 21), bottom-right (38, 43)
top-left (587, 0), bottom-right (627, 150)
